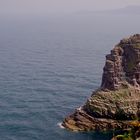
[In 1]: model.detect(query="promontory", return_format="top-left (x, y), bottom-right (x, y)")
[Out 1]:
top-left (62, 34), bottom-right (140, 132)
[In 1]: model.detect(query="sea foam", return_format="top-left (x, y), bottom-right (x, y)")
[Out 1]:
top-left (57, 122), bottom-right (65, 129)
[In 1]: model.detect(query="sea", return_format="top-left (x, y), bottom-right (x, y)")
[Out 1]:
top-left (0, 13), bottom-right (140, 140)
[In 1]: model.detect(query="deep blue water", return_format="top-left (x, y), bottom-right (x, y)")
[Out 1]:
top-left (0, 14), bottom-right (140, 140)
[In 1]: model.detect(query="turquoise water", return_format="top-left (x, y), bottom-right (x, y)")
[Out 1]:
top-left (0, 14), bottom-right (140, 140)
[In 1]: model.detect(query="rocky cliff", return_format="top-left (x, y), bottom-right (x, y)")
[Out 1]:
top-left (62, 34), bottom-right (140, 131)
top-left (101, 34), bottom-right (140, 90)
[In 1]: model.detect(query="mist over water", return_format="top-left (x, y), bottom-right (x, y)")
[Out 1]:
top-left (0, 13), bottom-right (140, 140)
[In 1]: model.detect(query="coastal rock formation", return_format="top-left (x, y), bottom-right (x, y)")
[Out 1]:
top-left (62, 34), bottom-right (140, 131)
top-left (101, 34), bottom-right (140, 90)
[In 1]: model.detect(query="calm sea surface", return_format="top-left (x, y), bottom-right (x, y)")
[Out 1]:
top-left (0, 14), bottom-right (140, 140)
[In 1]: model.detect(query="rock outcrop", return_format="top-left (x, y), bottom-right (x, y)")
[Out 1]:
top-left (101, 34), bottom-right (140, 90)
top-left (62, 34), bottom-right (140, 131)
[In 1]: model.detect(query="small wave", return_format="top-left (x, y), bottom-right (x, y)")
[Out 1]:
top-left (57, 122), bottom-right (65, 129)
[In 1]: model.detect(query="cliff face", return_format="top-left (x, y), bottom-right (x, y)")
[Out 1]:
top-left (62, 34), bottom-right (140, 131)
top-left (101, 34), bottom-right (140, 90)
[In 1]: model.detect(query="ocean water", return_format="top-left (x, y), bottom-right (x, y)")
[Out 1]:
top-left (0, 14), bottom-right (140, 140)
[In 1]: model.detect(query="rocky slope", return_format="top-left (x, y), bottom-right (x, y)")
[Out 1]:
top-left (62, 34), bottom-right (140, 131)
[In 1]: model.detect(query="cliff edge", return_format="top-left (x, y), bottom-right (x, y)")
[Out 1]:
top-left (62, 34), bottom-right (140, 131)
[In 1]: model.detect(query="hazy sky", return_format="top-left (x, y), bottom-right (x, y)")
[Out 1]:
top-left (0, 0), bottom-right (140, 15)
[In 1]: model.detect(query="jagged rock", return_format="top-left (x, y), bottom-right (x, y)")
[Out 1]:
top-left (63, 34), bottom-right (140, 132)
top-left (63, 110), bottom-right (130, 132)
top-left (101, 34), bottom-right (140, 90)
